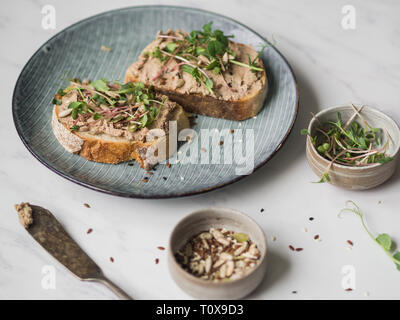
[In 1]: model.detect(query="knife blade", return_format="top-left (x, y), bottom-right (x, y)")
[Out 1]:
top-left (14, 203), bottom-right (132, 300)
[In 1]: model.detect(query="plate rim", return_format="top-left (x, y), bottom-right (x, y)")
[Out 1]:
top-left (12, 4), bottom-right (299, 199)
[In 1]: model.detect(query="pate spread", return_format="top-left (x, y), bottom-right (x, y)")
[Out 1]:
top-left (14, 202), bottom-right (33, 229)
top-left (54, 80), bottom-right (178, 141)
top-left (127, 29), bottom-right (266, 101)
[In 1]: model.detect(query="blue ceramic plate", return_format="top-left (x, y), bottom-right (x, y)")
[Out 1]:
top-left (13, 6), bottom-right (298, 198)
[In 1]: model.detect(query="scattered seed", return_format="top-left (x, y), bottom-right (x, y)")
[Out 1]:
top-left (58, 109), bottom-right (73, 118)
top-left (289, 245), bottom-right (295, 251)
top-left (378, 200), bottom-right (382, 204)
top-left (166, 162), bottom-right (171, 168)
top-left (141, 178), bottom-right (148, 183)
top-left (347, 240), bottom-right (354, 246)
top-left (163, 177), bottom-right (167, 181)
top-left (83, 203), bottom-right (90, 208)
top-left (146, 171), bottom-right (153, 175)
top-left (128, 163), bottom-right (134, 166)
top-left (155, 258), bottom-right (159, 264)
top-left (110, 257), bottom-right (114, 263)
top-left (314, 235), bottom-right (319, 240)
top-left (295, 248), bottom-right (303, 252)
top-left (201, 147), bottom-right (206, 152)
top-left (309, 217), bottom-right (314, 221)
top-left (87, 228), bottom-right (93, 234)
top-left (345, 288), bottom-right (353, 292)
top-left (229, 129), bottom-right (234, 134)
top-left (292, 291), bottom-right (297, 294)
top-left (271, 236), bottom-right (277, 242)
top-left (219, 140), bottom-right (223, 146)
top-left (260, 208), bottom-right (264, 213)
top-left (157, 246), bottom-right (165, 251)
top-left (101, 45), bottom-right (112, 52)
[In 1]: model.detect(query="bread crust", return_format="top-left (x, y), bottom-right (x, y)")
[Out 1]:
top-left (52, 103), bottom-right (189, 169)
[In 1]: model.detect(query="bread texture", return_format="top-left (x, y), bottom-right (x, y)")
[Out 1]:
top-left (52, 82), bottom-right (189, 170)
top-left (125, 30), bottom-right (268, 120)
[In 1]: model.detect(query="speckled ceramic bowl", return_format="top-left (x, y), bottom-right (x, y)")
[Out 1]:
top-left (168, 208), bottom-right (267, 300)
top-left (306, 105), bottom-right (400, 190)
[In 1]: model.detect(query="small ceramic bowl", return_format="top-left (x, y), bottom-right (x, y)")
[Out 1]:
top-left (306, 105), bottom-right (400, 190)
top-left (168, 208), bottom-right (267, 300)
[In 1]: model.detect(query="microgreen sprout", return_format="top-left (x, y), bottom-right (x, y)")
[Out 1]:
top-left (151, 22), bottom-right (267, 93)
top-left (339, 201), bottom-right (400, 271)
top-left (53, 79), bottom-right (163, 132)
top-left (302, 104), bottom-right (393, 183)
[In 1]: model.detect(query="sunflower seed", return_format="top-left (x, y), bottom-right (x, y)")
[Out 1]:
top-left (59, 108), bottom-right (73, 118)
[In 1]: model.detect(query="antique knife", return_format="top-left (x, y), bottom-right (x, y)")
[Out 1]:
top-left (14, 203), bottom-right (132, 300)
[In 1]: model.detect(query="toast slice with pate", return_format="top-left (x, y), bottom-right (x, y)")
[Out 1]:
top-left (52, 79), bottom-right (190, 170)
top-left (125, 22), bottom-right (268, 121)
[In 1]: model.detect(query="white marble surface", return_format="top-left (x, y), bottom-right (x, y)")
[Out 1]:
top-left (1, 0), bottom-right (400, 300)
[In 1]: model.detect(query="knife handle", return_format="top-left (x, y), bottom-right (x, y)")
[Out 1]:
top-left (96, 276), bottom-right (133, 300)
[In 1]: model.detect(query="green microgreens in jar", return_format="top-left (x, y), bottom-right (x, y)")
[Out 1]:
top-left (301, 105), bottom-right (393, 183)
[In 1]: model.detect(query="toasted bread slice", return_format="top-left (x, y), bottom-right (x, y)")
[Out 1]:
top-left (52, 80), bottom-right (190, 170)
top-left (125, 28), bottom-right (268, 120)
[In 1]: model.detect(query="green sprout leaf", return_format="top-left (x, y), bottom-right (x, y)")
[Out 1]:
top-left (378, 156), bottom-right (393, 164)
top-left (376, 234), bottom-right (392, 251)
top-left (181, 64), bottom-right (213, 94)
top-left (165, 42), bottom-right (178, 53)
top-left (52, 98), bottom-right (62, 105)
top-left (67, 101), bottom-right (83, 109)
top-left (109, 115), bottom-right (125, 123)
top-left (90, 79), bottom-right (109, 92)
top-left (139, 114), bottom-right (148, 128)
top-left (204, 77), bottom-right (213, 94)
top-left (394, 252), bottom-right (400, 271)
top-left (70, 125), bottom-right (80, 132)
top-left (93, 113), bottom-right (104, 120)
top-left (152, 46), bottom-right (167, 62)
top-left (314, 171), bottom-right (330, 184)
top-left (339, 201), bottom-right (400, 272)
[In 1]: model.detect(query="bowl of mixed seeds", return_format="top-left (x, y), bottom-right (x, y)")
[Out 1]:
top-left (168, 208), bottom-right (267, 299)
top-left (304, 104), bottom-right (400, 189)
